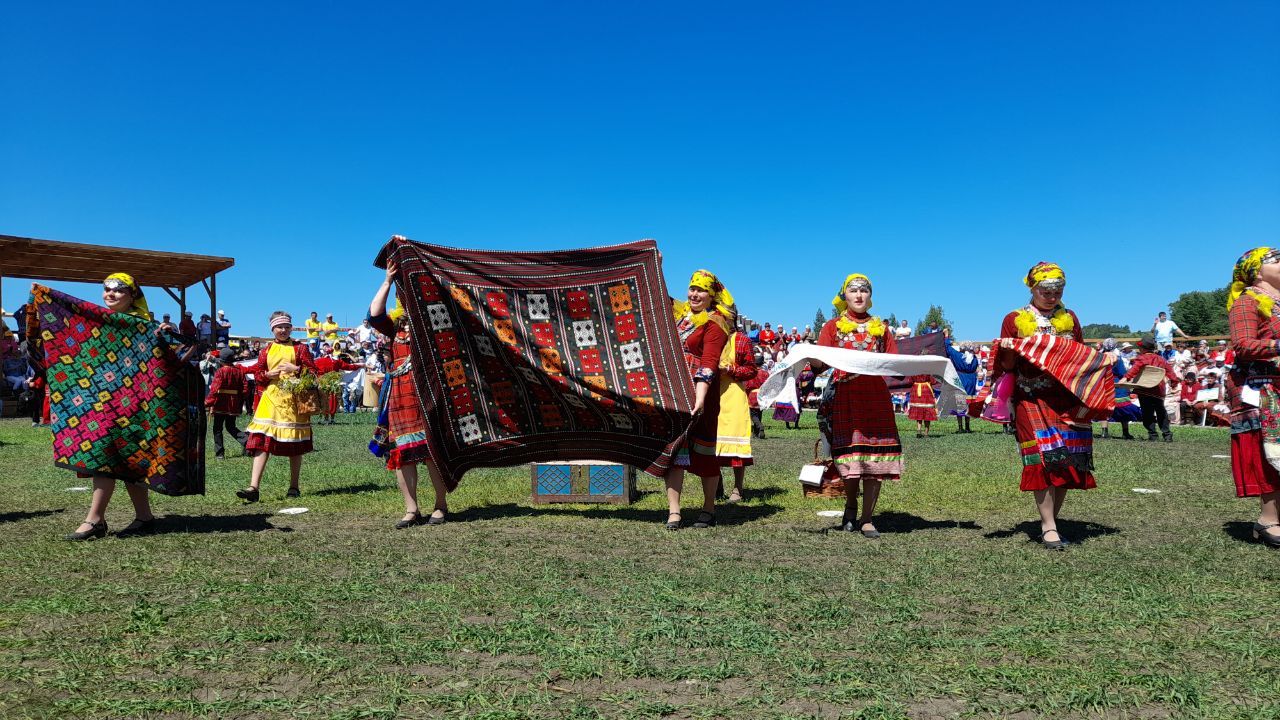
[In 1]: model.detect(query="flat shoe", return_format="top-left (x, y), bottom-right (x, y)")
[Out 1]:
top-left (65, 521), bottom-right (107, 541)
top-left (285, 487), bottom-right (300, 498)
top-left (691, 511), bottom-right (716, 529)
top-left (1252, 522), bottom-right (1280, 548)
top-left (425, 512), bottom-right (447, 526)
top-left (236, 487), bottom-right (260, 503)
top-left (665, 514), bottom-right (682, 531)
top-left (860, 524), bottom-right (881, 539)
top-left (1040, 530), bottom-right (1068, 551)
top-left (395, 511), bottom-right (422, 529)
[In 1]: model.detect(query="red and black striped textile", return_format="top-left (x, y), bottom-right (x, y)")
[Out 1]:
top-left (375, 237), bottom-right (696, 486)
top-left (998, 334), bottom-right (1114, 422)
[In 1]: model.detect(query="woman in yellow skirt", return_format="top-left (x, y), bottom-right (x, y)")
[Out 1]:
top-left (238, 311), bottom-right (317, 502)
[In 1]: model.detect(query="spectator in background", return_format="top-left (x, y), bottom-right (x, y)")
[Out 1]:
top-left (158, 313), bottom-right (176, 334)
top-left (205, 348), bottom-right (248, 460)
top-left (802, 324), bottom-right (815, 343)
top-left (305, 311), bottom-right (322, 354)
top-left (758, 323), bottom-right (777, 348)
top-left (924, 321), bottom-right (941, 334)
top-left (944, 330), bottom-right (979, 433)
top-left (1178, 372), bottom-right (1201, 425)
top-left (197, 313), bottom-right (213, 343)
top-left (216, 310), bottom-right (232, 344)
top-left (179, 310), bottom-right (197, 337)
top-left (893, 319), bottom-right (913, 340)
top-left (352, 318), bottom-right (375, 345)
top-left (322, 313), bottom-right (340, 345)
top-left (1152, 311), bottom-right (1189, 347)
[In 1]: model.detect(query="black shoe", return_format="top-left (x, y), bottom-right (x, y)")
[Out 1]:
top-left (665, 513), bottom-right (682, 531)
top-left (916, 432), bottom-right (924, 438)
top-left (860, 523), bottom-right (881, 539)
top-left (236, 487), bottom-right (260, 503)
top-left (395, 511), bottom-right (422, 529)
top-left (1252, 522), bottom-right (1280, 548)
top-left (1163, 434), bottom-right (1174, 443)
top-left (115, 518), bottom-right (157, 538)
top-left (1122, 433), bottom-right (1135, 440)
top-left (841, 515), bottom-right (857, 533)
top-left (214, 452), bottom-right (225, 461)
top-left (65, 521), bottom-right (107, 541)
top-left (1040, 529), bottom-right (1068, 551)
top-left (425, 511), bottom-right (447, 526)
top-left (285, 487), bottom-right (300, 499)
top-left (691, 511), bottom-right (716, 529)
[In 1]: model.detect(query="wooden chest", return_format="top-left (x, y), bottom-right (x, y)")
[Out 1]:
top-left (530, 460), bottom-right (636, 505)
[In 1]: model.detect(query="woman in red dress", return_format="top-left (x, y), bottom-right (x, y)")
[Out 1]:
top-left (666, 270), bottom-right (736, 530)
top-left (1225, 247), bottom-right (1280, 548)
top-left (813, 273), bottom-right (900, 538)
top-left (313, 343), bottom-right (363, 425)
top-left (993, 262), bottom-right (1092, 550)
top-left (369, 254), bottom-right (451, 528)
top-left (906, 375), bottom-right (938, 437)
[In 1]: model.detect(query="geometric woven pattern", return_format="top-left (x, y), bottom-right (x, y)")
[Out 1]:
top-left (587, 465), bottom-right (626, 495)
top-left (376, 237), bottom-right (695, 487)
top-left (535, 465), bottom-right (573, 495)
top-left (26, 284), bottom-right (205, 495)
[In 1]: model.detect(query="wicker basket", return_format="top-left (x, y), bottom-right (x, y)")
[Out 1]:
top-left (801, 440), bottom-right (845, 498)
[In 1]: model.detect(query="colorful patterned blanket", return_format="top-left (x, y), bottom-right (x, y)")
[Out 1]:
top-left (999, 334), bottom-right (1114, 422)
top-left (375, 237), bottom-right (696, 485)
top-left (26, 285), bottom-right (206, 495)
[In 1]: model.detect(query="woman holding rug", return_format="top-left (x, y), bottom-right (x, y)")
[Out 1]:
top-left (993, 262), bottom-right (1092, 551)
top-left (666, 269), bottom-right (738, 530)
top-left (368, 255), bottom-right (451, 528)
top-left (238, 311), bottom-right (317, 502)
top-left (62, 273), bottom-right (162, 540)
top-left (1224, 248), bottom-right (1280, 548)
top-left (811, 273), bottom-right (900, 538)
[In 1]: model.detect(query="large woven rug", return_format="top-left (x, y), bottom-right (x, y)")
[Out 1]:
top-left (26, 284), bottom-right (206, 495)
top-left (375, 237), bottom-right (695, 486)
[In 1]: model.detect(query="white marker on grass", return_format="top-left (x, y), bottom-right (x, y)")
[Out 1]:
top-left (277, 507), bottom-right (309, 515)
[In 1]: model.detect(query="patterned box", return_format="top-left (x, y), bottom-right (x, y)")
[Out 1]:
top-left (530, 461), bottom-right (636, 505)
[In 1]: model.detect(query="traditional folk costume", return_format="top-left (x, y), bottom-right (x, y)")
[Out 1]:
top-left (946, 336), bottom-right (980, 419)
top-left (994, 263), bottom-right (1095, 492)
top-left (673, 270), bottom-right (736, 478)
top-left (205, 349), bottom-right (248, 457)
top-left (816, 274), bottom-right (902, 483)
top-left (716, 331), bottom-right (757, 469)
top-left (1226, 248), bottom-right (1280, 500)
top-left (244, 319), bottom-right (317, 457)
top-left (368, 307), bottom-right (438, 475)
top-left (1123, 349), bottom-right (1179, 441)
top-left (906, 375), bottom-right (939, 421)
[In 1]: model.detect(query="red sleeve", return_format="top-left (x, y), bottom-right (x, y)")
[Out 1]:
top-left (881, 328), bottom-right (898, 354)
top-left (1123, 355), bottom-right (1149, 381)
top-left (205, 367), bottom-right (224, 406)
top-left (1229, 294), bottom-right (1279, 361)
top-left (817, 319), bottom-right (838, 348)
top-left (295, 344), bottom-right (318, 375)
top-left (248, 347), bottom-right (270, 381)
top-left (1069, 310), bottom-right (1084, 342)
top-left (743, 367), bottom-right (769, 392)
top-left (991, 311), bottom-right (1021, 378)
top-left (698, 319), bottom-right (729, 373)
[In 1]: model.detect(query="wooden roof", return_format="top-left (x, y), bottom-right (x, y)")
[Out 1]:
top-left (0, 234), bottom-right (234, 288)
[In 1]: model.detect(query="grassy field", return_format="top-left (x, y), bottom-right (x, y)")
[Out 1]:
top-left (0, 412), bottom-right (1277, 719)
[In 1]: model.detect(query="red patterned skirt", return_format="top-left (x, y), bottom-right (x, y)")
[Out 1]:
top-left (819, 375), bottom-right (902, 481)
top-left (385, 364), bottom-right (433, 472)
top-left (1230, 430), bottom-right (1280, 498)
top-left (1013, 383), bottom-right (1096, 492)
top-left (244, 433), bottom-right (312, 457)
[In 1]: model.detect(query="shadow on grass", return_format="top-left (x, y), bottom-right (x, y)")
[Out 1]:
top-left (794, 511), bottom-right (982, 535)
top-left (311, 482), bottom-right (384, 497)
top-left (1221, 521), bottom-right (1273, 545)
top-left (137, 513), bottom-right (295, 536)
top-left (454, 502), bottom-right (784, 526)
top-left (0, 509), bottom-right (65, 524)
top-left (983, 518), bottom-right (1119, 544)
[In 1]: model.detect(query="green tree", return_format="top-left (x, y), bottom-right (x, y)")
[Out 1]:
top-left (1169, 288), bottom-right (1230, 336)
top-left (814, 308), bottom-right (826, 329)
top-left (1081, 322), bottom-right (1133, 339)
top-left (885, 313), bottom-right (898, 329)
top-left (916, 305), bottom-right (951, 335)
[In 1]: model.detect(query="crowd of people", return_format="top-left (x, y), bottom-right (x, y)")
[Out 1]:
top-left (4, 247), bottom-right (1280, 553)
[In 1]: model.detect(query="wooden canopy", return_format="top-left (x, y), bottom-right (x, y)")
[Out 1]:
top-left (1, 234), bottom-right (235, 321)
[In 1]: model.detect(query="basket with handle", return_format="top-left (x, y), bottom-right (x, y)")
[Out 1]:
top-left (799, 440), bottom-right (845, 498)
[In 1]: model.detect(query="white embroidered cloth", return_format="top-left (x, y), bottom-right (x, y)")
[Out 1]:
top-left (758, 343), bottom-right (969, 415)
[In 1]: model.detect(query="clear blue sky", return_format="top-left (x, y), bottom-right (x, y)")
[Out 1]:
top-left (3, 1), bottom-right (1278, 338)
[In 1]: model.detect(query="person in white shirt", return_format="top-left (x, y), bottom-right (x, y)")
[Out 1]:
top-left (352, 318), bottom-right (375, 345)
top-left (893, 320), bottom-right (913, 339)
top-left (1151, 311), bottom-right (1188, 347)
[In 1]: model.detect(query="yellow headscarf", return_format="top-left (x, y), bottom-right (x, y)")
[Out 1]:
top-left (831, 273), bottom-right (873, 314)
top-left (687, 269), bottom-right (736, 319)
top-left (1024, 262), bottom-right (1065, 288)
top-left (387, 295), bottom-right (406, 323)
top-left (1228, 247), bottom-right (1274, 315)
top-left (104, 272), bottom-right (150, 318)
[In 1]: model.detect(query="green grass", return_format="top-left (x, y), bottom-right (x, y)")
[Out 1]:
top-left (0, 413), bottom-right (1277, 719)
